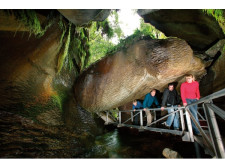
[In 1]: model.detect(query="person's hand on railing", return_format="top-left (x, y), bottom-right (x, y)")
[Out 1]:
top-left (144, 108), bottom-right (146, 111)
top-left (161, 107), bottom-right (165, 111)
top-left (183, 103), bottom-right (187, 107)
top-left (133, 109), bottom-right (136, 112)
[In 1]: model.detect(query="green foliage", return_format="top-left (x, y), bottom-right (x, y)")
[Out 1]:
top-left (57, 22), bottom-right (71, 73)
top-left (88, 22), bottom-right (115, 66)
top-left (106, 19), bottom-right (166, 55)
top-left (4, 9), bottom-right (55, 37)
top-left (203, 9), bottom-right (225, 34)
top-left (96, 19), bottom-right (114, 39)
top-left (86, 10), bottom-right (126, 66)
top-left (109, 10), bottom-right (124, 39)
top-left (109, 108), bottom-right (119, 119)
top-left (106, 29), bottom-right (144, 55)
top-left (95, 10), bottom-right (124, 40)
top-left (4, 10), bottom-right (91, 75)
top-left (223, 44), bottom-right (225, 53)
top-left (203, 9), bottom-right (225, 22)
top-left (51, 91), bottom-right (68, 112)
top-left (139, 19), bottom-right (166, 39)
top-left (57, 20), bottom-right (90, 74)
top-left (87, 13), bottom-right (166, 66)
top-left (70, 27), bottom-right (90, 71)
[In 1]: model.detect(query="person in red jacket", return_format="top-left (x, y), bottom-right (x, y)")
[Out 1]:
top-left (180, 74), bottom-right (201, 135)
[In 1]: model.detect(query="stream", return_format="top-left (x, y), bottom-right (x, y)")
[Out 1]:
top-left (82, 127), bottom-right (206, 158)
top-left (0, 111), bottom-right (211, 158)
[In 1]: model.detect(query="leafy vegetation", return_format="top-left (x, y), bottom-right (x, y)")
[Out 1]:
top-left (88, 22), bottom-right (115, 66)
top-left (203, 9), bottom-right (225, 23)
top-left (4, 9), bottom-right (57, 37)
top-left (202, 9), bottom-right (225, 34)
top-left (88, 11), bottom-right (166, 66)
top-left (57, 22), bottom-right (72, 73)
top-left (57, 17), bottom-right (90, 74)
top-left (106, 18), bottom-right (166, 55)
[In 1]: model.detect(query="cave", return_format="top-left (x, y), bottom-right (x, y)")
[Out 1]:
top-left (0, 9), bottom-right (225, 159)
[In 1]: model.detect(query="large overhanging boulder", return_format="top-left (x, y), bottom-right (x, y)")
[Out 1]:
top-left (74, 38), bottom-right (206, 113)
top-left (137, 9), bottom-right (225, 51)
top-left (58, 9), bottom-right (111, 26)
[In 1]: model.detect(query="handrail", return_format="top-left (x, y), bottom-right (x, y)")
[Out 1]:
top-left (186, 88), bottom-right (225, 108)
top-left (186, 108), bottom-right (215, 153)
top-left (106, 110), bottom-right (117, 122)
top-left (119, 106), bottom-right (184, 112)
top-left (122, 110), bottom-right (141, 124)
top-left (114, 88), bottom-right (225, 158)
top-left (146, 109), bottom-right (179, 127)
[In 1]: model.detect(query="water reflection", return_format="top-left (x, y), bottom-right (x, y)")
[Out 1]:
top-left (84, 127), bottom-right (210, 158)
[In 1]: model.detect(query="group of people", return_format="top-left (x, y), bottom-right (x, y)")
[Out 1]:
top-left (132, 74), bottom-right (201, 136)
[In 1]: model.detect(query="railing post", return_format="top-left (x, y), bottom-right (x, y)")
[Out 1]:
top-left (179, 109), bottom-right (185, 132)
top-left (153, 110), bottom-right (156, 121)
top-left (105, 111), bottom-right (109, 125)
top-left (140, 110), bottom-right (143, 127)
top-left (131, 111), bottom-right (134, 123)
top-left (185, 109), bottom-right (194, 142)
top-left (194, 142), bottom-right (202, 158)
top-left (118, 111), bottom-right (121, 127)
top-left (203, 103), bottom-right (225, 158)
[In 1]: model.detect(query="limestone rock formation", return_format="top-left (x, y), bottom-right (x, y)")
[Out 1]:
top-left (137, 9), bottom-right (225, 50)
top-left (58, 9), bottom-right (111, 26)
top-left (74, 38), bottom-right (206, 112)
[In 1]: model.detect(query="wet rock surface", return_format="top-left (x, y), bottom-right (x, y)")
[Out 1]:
top-left (0, 23), bottom-right (62, 111)
top-left (74, 38), bottom-right (205, 112)
top-left (0, 111), bottom-right (90, 158)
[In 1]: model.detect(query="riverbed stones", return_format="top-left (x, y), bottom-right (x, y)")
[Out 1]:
top-left (162, 148), bottom-right (182, 158)
top-left (74, 38), bottom-right (206, 112)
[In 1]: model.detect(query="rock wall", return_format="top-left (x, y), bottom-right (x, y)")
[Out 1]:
top-left (0, 10), bottom-right (107, 157)
top-left (74, 38), bottom-right (206, 112)
top-left (58, 9), bottom-right (111, 26)
top-left (0, 23), bottom-right (62, 113)
top-left (137, 9), bottom-right (225, 51)
top-left (0, 10), bottom-right (103, 133)
top-left (200, 40), bottom-right (225, 96)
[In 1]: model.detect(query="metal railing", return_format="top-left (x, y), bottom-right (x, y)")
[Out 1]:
top-left (104, 88), bottom-right (225, 158)
top-left (184, 88), bottom-right (225, 158)
top-left (116, 106), bottom-right (186, 136)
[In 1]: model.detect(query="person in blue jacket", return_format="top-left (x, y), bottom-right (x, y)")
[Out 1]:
top-left (143, 89), bottom-right (160, 126)
top-left (132, 100), bottom-right (143, 125)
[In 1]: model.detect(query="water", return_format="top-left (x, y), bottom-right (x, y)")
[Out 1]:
top-left (0, 110), bottom-right (210, 158)
top-left (83, 127), bottom-right (199, 158)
